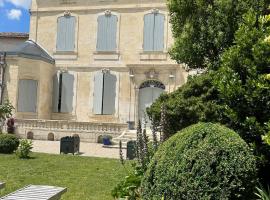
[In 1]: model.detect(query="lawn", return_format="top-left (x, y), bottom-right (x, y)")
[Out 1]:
top-left (0, 153), bottom-right (128, 200)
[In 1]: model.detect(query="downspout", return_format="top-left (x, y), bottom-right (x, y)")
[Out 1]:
top-left (0, 52), bottom-right (6, 105)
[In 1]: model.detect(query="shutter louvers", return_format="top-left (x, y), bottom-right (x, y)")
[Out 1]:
top-left (97, 15), bottom-right (107, 51)
top-left (107, 15), bottom-right (117, 51)
top-left (52, 74), bottom-right (59, 113)
top-left (60, 73), bottom-right (74, 113)
top-left (143, 13), bottom-right (155, 51)
top-left (56, 17), bottom-right (67, 51)
top-left (153, 13), bottom-right (165, 51)
top-left (102, 73), bottom-right (116, 115)
top-left (65, 16), bottom-right (76, 51)
top-left (93, 71), bottom-right (104, 114)
top-left (18, 80), bottom-right (38, 113)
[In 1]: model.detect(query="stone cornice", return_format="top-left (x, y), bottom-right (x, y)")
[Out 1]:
top-left (30, 3), bottom-right (167, 14)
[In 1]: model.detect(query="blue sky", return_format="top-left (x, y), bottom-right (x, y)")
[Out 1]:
top-left (0, 0), bottom-right (31, 33)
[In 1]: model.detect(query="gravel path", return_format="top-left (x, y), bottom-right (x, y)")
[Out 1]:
top-left (32, 140), bottom-right (126, 159)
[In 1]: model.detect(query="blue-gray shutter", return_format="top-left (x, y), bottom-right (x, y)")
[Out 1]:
top-left (102, 73), bottom-right (116, 115)
top-left (97, 15), bottom-right (107, 51)
top-left (143, 13), bottom-right (155, 51)
top-left (52, 74), bottom-right (59, 113)
top-left (153, 13), bottom-right (165, 51)
top-left (60, 73), bottom-right (74, 113)
top-left (107, 15), bottom-right (117, 51)
top-left (65, 16), bottom-right (76, 51)
top-left (93, 71), bottom-right (104, 114)
top-left (56, 17), bottom-right (66, 51)
top-left (18, 80), bottom-right (38, 113)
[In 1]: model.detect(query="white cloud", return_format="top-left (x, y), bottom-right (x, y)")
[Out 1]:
top-left (7, 9), bottom-right (22, 20)
top-left (6, 0), bottom-right (31, 9)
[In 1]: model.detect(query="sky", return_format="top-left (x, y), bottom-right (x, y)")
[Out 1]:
top-left (0, 0), bottom-right (31, 33)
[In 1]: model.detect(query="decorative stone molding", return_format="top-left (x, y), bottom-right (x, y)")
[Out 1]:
top-left (64, 10), bottom-right (71, 17)
top-left (140, 80), bottom-right (165, 90)
top-left (104, 10), bottom-right (112, 16)
top-left (145, 69), bottom-right (159, 79)
top-left (101, 68), bottom-right (110, 74)
top-left (151, 8), bottom-right (159, 14)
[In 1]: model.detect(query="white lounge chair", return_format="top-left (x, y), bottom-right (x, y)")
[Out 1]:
top-left (0, 185), bottom-right (67, 200)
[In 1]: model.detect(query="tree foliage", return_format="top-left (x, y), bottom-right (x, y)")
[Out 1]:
top-left (142, 123), bottom-right (257, 200)
top-left (148, 10), bottom-right (270, 184)
top-left (168, 0), bottom-right (267, 69)
top-left (147, 72), bottom-right (224, 136)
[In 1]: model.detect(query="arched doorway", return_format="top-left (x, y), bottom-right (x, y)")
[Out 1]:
top-left (138, 80), bottom-right (165, 127)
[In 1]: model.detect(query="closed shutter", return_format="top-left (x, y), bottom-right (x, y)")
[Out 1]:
top-left (52, 74), bottom-right (59, 113)
top-left (56, 17), bottom-right (67, 51)
top-left (18, 80), bottom-right (38, 113)
top-left (60, 73), bottom-right (74, 113)
top-left (153, 13), bottom-right (165, 51)
top-left (102, 73), bottom-right (116, 115)
top-left (143, 13), bottom-right (155, 51)
top-left (97, 15), bottom-right (107, 51)
top-left (65, 16), bottom-right (76, 51)
top-left (107, 15), bottom-right (117, 51)
top-left (93, 71), bottom-right (104, 114)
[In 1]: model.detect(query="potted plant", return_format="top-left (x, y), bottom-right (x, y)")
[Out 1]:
top-left (103, 135), bottom-right (112, 145)
top-left (7, 118), bottom-right (15, 134)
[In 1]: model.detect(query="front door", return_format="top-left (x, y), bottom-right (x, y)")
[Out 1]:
top-left (138, 80), bottom-right (165, 127)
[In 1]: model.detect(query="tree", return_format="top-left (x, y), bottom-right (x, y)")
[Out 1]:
top-left (168, 0), bottom-right (266, 69)
top-left (214, 10), bottom-right (270, 183)
top-left (147, 72), bottom-right (224, 136)
top-left (0, 101), bottom-right (14, 132)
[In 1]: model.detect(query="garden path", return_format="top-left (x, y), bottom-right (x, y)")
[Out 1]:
top-left (32, 140), bottom-right (126, 159)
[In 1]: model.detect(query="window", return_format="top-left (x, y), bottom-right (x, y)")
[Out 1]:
top-left (93, 71), bottom-right (116, 115)
top-left (56, 16), bottom-right (76, 52)
top-left (96, 13), bottom-right (118, 51)
top-left (18, 80), bottom-right (38, 112)
top-left (52, 72), bottom-right (74, 113)
top-left (143, 13), bottom-right (165, 51)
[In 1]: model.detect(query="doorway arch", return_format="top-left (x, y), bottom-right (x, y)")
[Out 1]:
top-left (138, 80), bottom-right (165, 127)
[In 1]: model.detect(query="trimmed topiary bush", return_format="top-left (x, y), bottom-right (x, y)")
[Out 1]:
top-left (0, 134), bottom-right (19, 154)
top-left (142, 123), bottom-right (257, 200)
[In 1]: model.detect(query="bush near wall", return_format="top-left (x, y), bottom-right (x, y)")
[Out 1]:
top-left (142, 123), bottom-right (257, 200)
top-left (0, 134), bottom-right (20, 154)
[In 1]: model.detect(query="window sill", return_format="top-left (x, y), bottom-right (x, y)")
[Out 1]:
top-left (89, 114), bottom-right (118, 123)
top-left (93, 51), bottom-right (120, 61)
top-left (16, 112), bottom-right (38, 120)
top-left (140, 51), bottom-right (168, 61)
top-left (53, 51), bottom-right (78, 60)
top-left (51, 112), bottom-right (75, 120)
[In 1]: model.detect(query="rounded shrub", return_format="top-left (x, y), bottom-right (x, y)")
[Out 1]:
top-left (142, 123), bottom-right (257, 200)
top-left (0, 134), bottom-right (20, 154)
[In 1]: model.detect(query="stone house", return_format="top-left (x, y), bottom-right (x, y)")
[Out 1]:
top-left (1, 0), bottom-right (188, 142)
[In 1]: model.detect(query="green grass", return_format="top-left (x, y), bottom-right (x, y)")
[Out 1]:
top-left (0, 153), bottom-right (128, 200)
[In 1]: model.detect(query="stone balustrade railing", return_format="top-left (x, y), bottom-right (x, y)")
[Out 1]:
top-left (8, 119), bottom-right (128, 142)
top-left (15, 119), bottom-right (127, 133)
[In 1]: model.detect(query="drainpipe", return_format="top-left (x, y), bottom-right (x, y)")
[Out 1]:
top-left (0, 52), bottom-right (6, 105)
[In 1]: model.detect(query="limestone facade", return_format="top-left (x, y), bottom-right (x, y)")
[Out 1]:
top-left (3, 0), bottom-right (188, 142)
